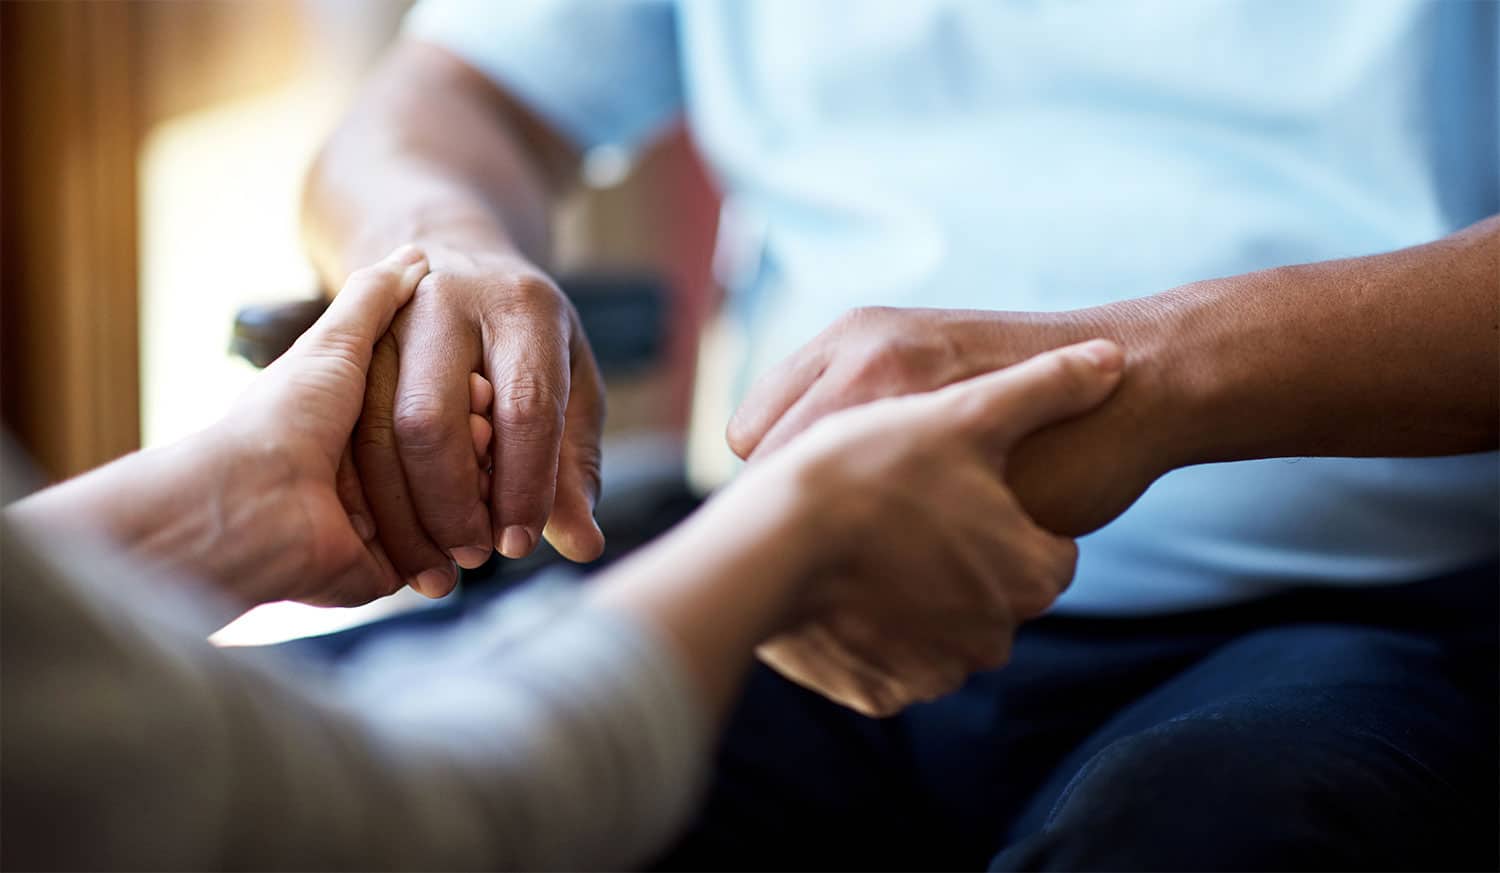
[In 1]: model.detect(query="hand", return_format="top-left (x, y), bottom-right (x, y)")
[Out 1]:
top-left (748, 340), bottom-right (1125, 716)
top-left (211, 246), bottom-right (432, 605)
top-left (353, 246), bottom-right (606, 598)
top-left (727, 305), bottom-right (1174, 536)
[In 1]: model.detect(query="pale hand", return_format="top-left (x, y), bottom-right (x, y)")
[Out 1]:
top-left (749, 339), bottom-right (1125, 716)
top-left (210, 246), bottom-right (483, 605)
top-left (727, 305), bottom-right (1171, 537)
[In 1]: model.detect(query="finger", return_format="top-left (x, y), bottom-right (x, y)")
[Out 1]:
top-left (543, 324), bottom-right (605, 562)
top-left (483, 312), bottom-right (570, 560)
top-left (391, 302), bottom-right (494, 567)
top-left (823, 608), bottom-right (962, 708)
top-left (469, 371), bottom-right (494, 416)
top-left (726, 343), bottom-right (829, 459)
top-left (312, 446), bottom-right (406, 605)
top-left (292, 245), bottom-right (427, 370)
top-left (1014, 532), bottom-right (1080, 617)
top-left (973, 487), bottom-right (1081, 617)
top-left (333, 442), bottom-right (404, 599)
top-left (750, 370), bottom-right (887, 460)
top-left (336, 442), bottom-right (378, 545)
top-left (943, 339), bottom-right (1124, 451)
top-left (470, 413), bottom-right (493, 465)
top-left (297, 490), bottom-right (403, 607)
top-left (355, 334), bottom-right (459, 597)
top-left (758, 625), bottom-right (907, 718)
top-left (470, 373), bottom-right (496, 508)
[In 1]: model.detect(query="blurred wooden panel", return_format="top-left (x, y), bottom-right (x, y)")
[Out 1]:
top-left (2, 2), bottom-right (143, 481)
top-left (136, 0), bottom-right (307, 126)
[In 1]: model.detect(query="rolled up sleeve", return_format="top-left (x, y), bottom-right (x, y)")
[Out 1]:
top-left (404, 0), bottom-right (685, 152)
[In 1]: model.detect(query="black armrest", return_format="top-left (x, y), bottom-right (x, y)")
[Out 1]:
top-left (230, 273), bottom-right (668, 374)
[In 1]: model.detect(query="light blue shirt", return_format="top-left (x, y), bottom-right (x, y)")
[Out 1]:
top-left (408, 0), bottom-right (1499, 614)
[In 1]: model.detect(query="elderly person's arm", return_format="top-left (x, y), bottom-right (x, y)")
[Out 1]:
top-left (303, 38), bottom-right (605, 599)
top-left (729, 214), bottom-right (1500, 538)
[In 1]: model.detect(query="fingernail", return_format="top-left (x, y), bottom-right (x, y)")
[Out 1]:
top-left (411, 563), bottom-right (456, 598)
top-left (1076, 339), bottom-right (1123, 373)
top-left (451, 546), bottom-right (491, 569)
top-left (350, 513), bottom-right (375, 542)
top-left (499, 525), bottom-right (534, 559)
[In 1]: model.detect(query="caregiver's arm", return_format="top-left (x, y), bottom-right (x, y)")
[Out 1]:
top-left (5, 249), bottom-right (435, 608)
top-left (1, 343), bottom-right (1124, 870)
top-left (730, 215), bottom-right (1500, 536)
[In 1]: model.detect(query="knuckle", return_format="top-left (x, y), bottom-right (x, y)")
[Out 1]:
top-left (347, 261), bottom-right (396, 287)
top-left (413, 268), bottom-right (467, 305)
top-left (393, 393), bottom-right (461, 453)
top-left (303, 330), bottom-right (367, 375)
top-left (946, 391), bottom-right (994, 433)
top-left (511, 273), bottom-right (564, 305)
top-left (493, 274), bottom-right (569, 324)
top-left (353, 419), bottom-right (397, 455)
top-left (837, 305), bottom-right (893, 331)
top-left (357, 398), bottom-right (397, 437)
top-left (849, 343), bottom-right (908, 385)
top-left (493, 377), bottom-right (565, 430)
top-left (1047, 351), bottom-right (1092, 395)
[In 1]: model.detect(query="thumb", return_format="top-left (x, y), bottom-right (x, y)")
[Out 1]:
top-left (943, 339), bottom-right (1125, 450)
top-left (290, 245), bottom-right (427, 368)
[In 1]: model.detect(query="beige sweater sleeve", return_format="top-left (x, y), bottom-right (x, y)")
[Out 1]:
top-left (0, 519), bottom-right (710, 871)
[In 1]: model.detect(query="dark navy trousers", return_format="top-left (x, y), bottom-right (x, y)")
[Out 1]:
top-left (306, 555), bottom-right (1497, 871)
top-left (653, 564), bottom-right (1498, 871)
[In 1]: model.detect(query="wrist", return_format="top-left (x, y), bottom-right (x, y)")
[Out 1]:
top-left (4, 432), bottom-right (296, 605)
top-left (1074, 293), bottom-right (1211, 473)
top-left (332, 187), bottom-right (526, 286)
top-left (696, 459), bottom-right (835, 629)
top-left (959, 301), bottom-right (1201, 474)
top-left (157, 426), bottom-right (308, 604)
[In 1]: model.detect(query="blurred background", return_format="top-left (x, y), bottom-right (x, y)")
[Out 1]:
top-left (1, 0), bottom-right (721, 641)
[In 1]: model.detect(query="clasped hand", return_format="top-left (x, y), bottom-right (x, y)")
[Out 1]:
top-left (740, 338), bottom-right (1125, 715)
top-left (193, 250), bottom-right (1127, 717)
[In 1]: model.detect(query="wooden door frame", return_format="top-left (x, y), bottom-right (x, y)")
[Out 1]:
top-left (2, 1), bottom-right (143, 482)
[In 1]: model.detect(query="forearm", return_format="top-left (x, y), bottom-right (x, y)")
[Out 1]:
top-left (1122, 215), bottom-right (1500, 466)
top-left (589, 464), bottom-right (824, 726)
top-left (945, 218), bottom-right (1498, 537)
top-left (4, 431), bottom-right (301, 607)
top-left (4, 464), bottom-right (828, 869)
top-left (302, 40), bottom-right (567, 285)
top-left (969, 218), bottom-right (1498, 464)
top-left (2, 520), bottom-right (706, 870)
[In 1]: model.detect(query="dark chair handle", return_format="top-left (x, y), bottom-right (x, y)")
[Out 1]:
top-left (229, 298), bottom-right (328, 368)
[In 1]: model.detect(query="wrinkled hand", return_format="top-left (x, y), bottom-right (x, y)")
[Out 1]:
top-left (354, 247), bottom-right (606, 598)
top-left (217, 246), bottom-right (431, 605)
top-left (755, 340), bottom-right (1125, 717)
top-left (727, 306), bottom-right (1170, 536)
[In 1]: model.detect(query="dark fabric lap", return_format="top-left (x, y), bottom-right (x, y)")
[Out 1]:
top-left (290, 551), bottom-right (1496, 871)
top-left (654, 563), bottom-right (1499, 871)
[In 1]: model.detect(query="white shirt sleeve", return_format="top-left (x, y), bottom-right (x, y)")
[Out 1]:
top-left (404, 0), bottom-right (685, 152)
top-left (0, 520), bottom-right (711, 871)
